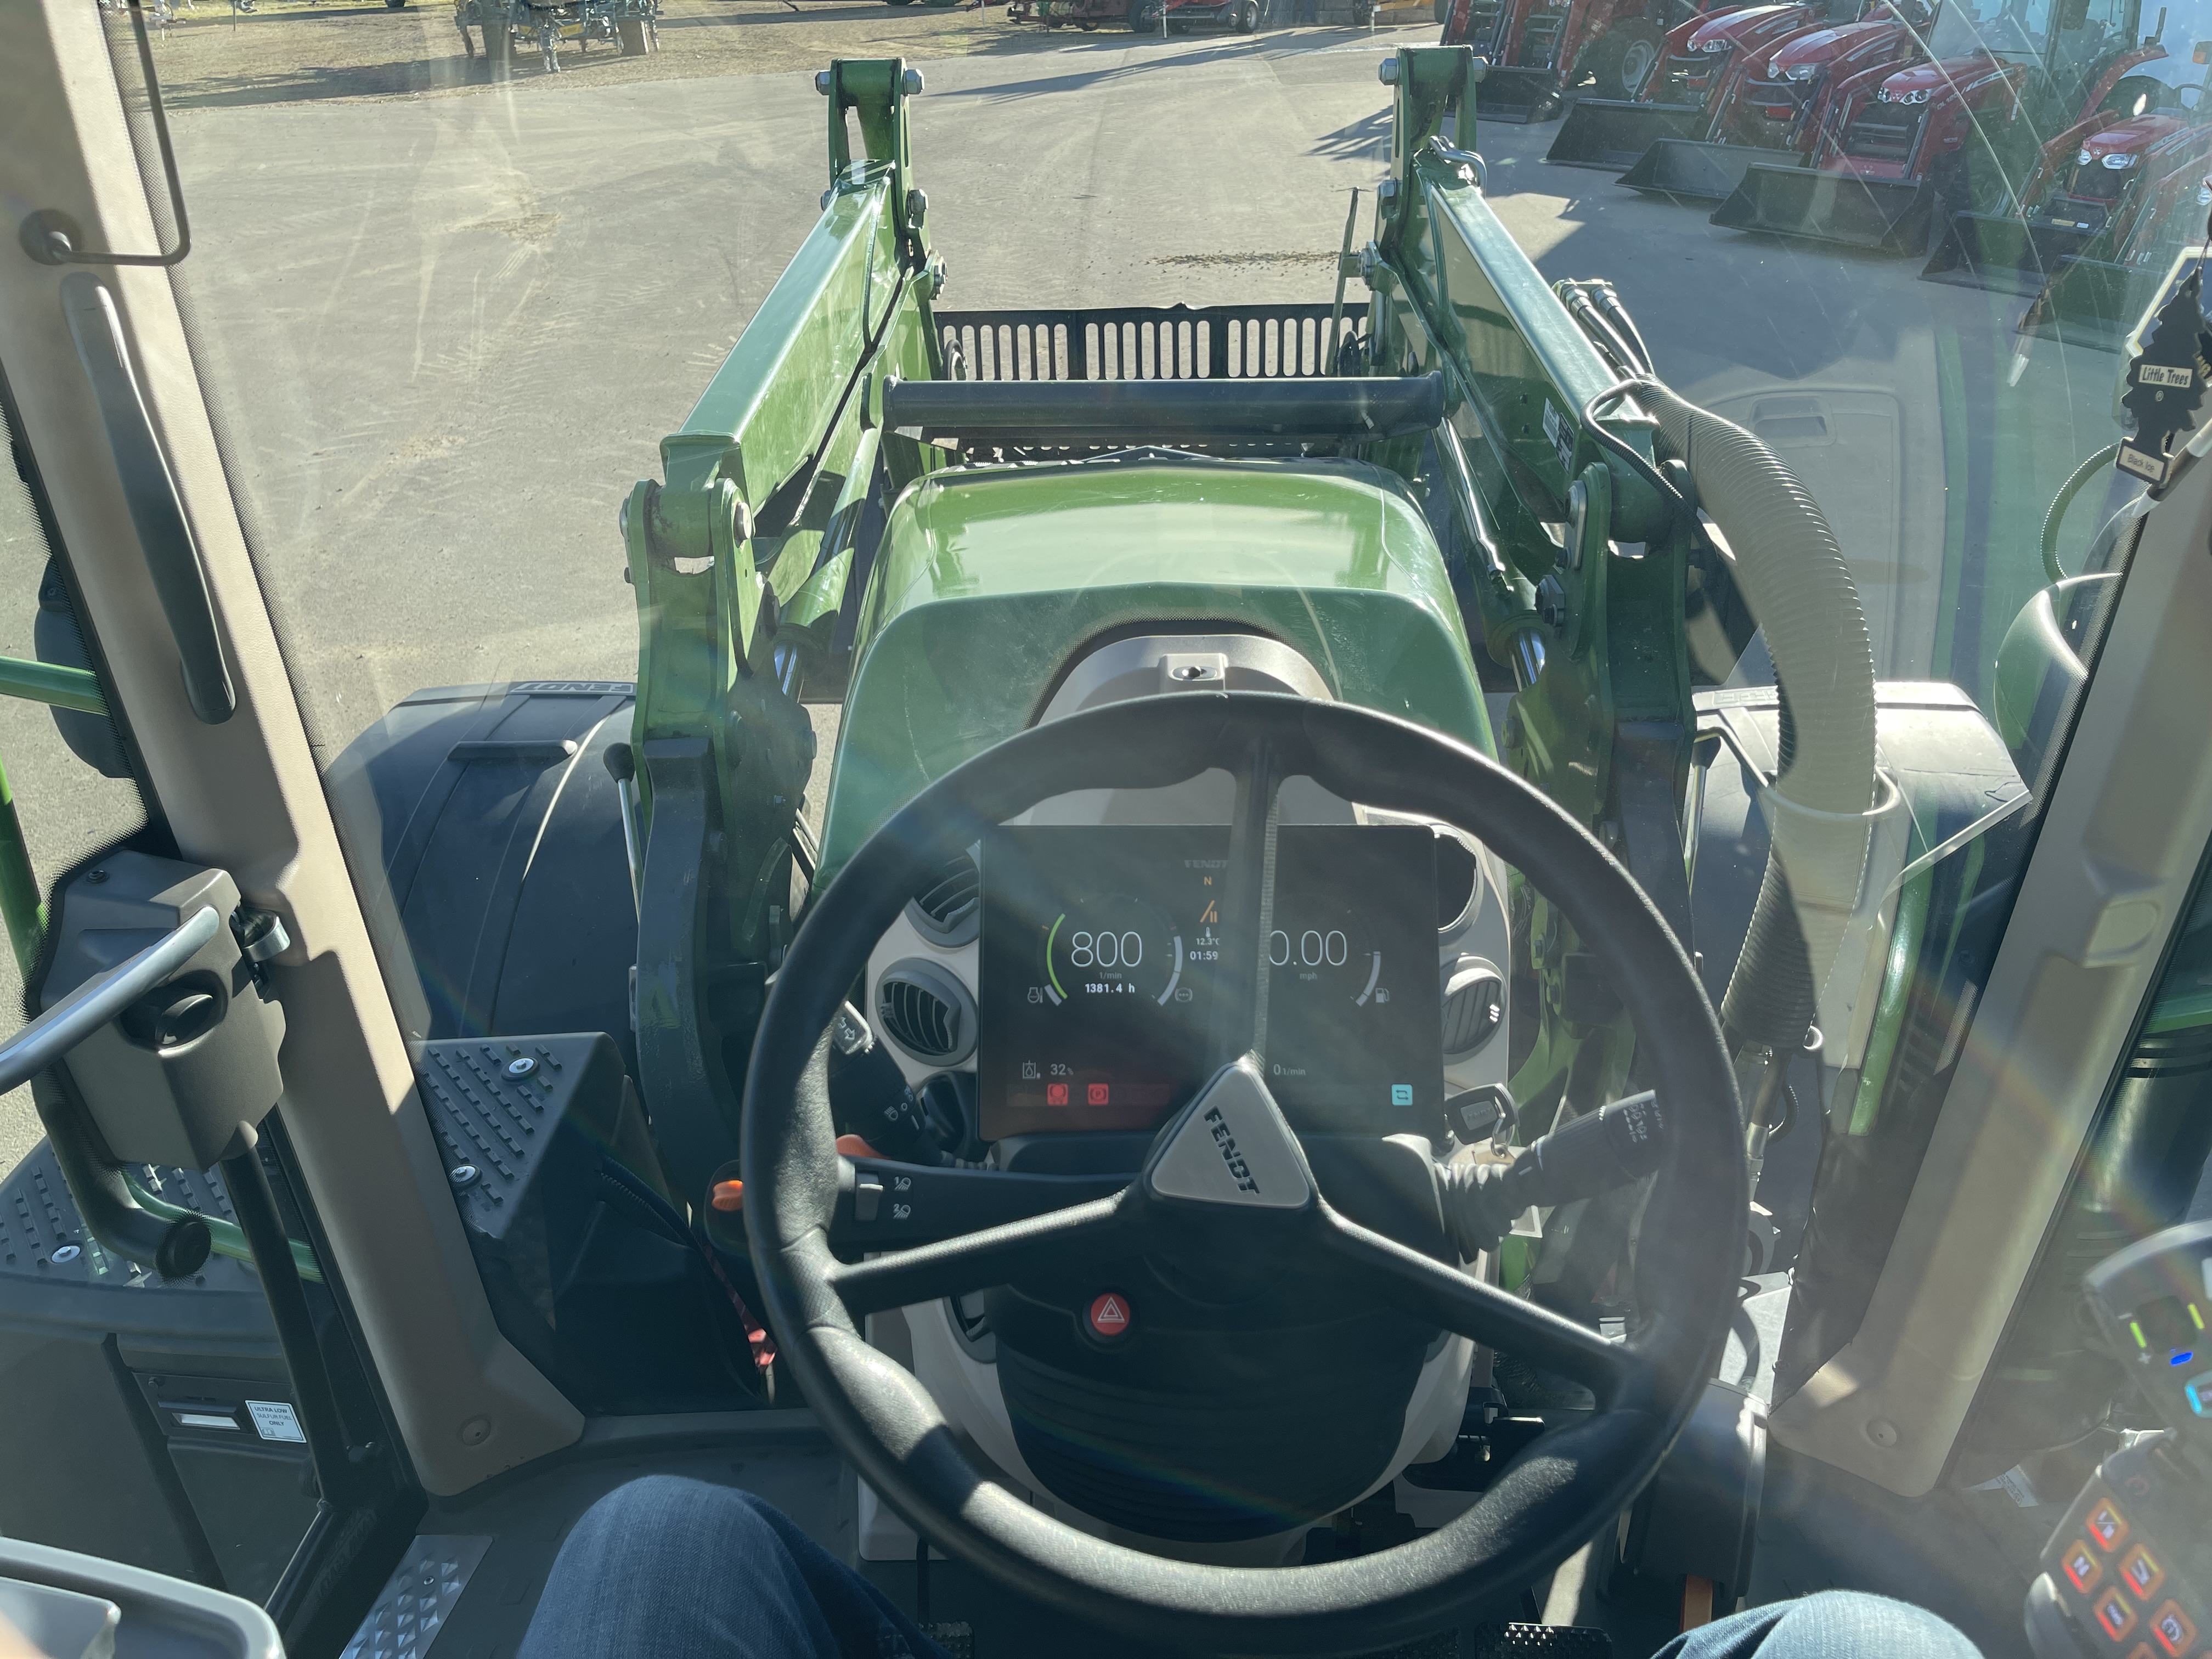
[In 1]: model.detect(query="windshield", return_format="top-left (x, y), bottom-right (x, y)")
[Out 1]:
top-left (10, 0), bottom-right (2212, 1648)
top-left (1923, 0), bottom-right (2138, 60)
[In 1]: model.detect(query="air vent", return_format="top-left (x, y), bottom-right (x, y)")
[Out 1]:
top-left (1442, 960), bottom-right (1505, 1063)
top-left (906, 849), bottom-right (981, 947)
top-left (877, 958), bottom-right (978, 1066)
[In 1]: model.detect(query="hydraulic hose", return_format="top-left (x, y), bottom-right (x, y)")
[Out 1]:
top-left (2041, 443), bottom-right (2121, 584)
top-left (1632, 379), bottom-right (1880, 1056)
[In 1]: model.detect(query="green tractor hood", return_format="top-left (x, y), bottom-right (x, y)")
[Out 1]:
top-left (817, 455), bottom-right (1495, 880)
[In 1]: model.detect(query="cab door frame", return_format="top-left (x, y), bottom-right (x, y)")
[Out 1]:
top-left (0, 0), bottom-right (582, 1506)
top-left (1768, 454), bottom-right (2212, 1496)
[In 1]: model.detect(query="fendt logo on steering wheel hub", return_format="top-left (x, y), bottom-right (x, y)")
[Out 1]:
top-left (1205, 1106), bottom-right (1261, 1195)
top-left (1143, 1060), bottom-right (1314, 1212)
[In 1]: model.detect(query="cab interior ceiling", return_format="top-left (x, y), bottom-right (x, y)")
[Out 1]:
top-left (4, 25), bottom-right (2209, 1659)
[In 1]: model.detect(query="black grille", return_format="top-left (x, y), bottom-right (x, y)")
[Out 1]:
top-left (1668, 46), bottom-right (1728, 96)
top-left (2064, 163), bottom-right (2132, 202)
top-left (879, 974), bottom-right (960, 1060)
top-left (1745, 76), bottom-right (1808, 111)
top-left (1843, 103), bottom-right (1923, 162)
top-left (909, 851), bottom-right (980, 946)
top-left (935, 303), bottom-right (1358, 385)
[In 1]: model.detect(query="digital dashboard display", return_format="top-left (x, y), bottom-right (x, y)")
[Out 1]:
top-left (977, 825), bottom-right (1442, 1141)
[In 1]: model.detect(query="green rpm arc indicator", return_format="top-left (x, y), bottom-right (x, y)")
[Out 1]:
top-left (1042, 906), bottom-right (1183, 1006)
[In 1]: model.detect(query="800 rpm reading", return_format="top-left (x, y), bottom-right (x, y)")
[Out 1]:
top-left (979, 828), bottom-right (1226, 1138)
top-left (1045, 895), bottom-right (1184, 1006)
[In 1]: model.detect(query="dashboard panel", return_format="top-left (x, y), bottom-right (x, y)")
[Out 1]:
top-left (977, 825), bottom-right (1442, 1139)
top-left (855, 634), bottom-right (1511, 1152)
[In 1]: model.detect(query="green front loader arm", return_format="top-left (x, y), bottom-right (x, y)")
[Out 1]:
top-left (627, 61), bottom-right (943, 949)
top-left (1368, 45), bottom-right (1700, 1133)
top-left (623, 60), bottom-right (944, 1197)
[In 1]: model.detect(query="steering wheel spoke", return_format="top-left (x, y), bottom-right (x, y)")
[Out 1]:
top-left (827, 1188), bottom-right (1135, 1317)
top-left (1313, 1203), bottom-right (1651, 1407)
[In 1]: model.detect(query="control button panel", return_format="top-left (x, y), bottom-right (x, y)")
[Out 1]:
top-left (2037, 1438), bottom-right (2207, 1657)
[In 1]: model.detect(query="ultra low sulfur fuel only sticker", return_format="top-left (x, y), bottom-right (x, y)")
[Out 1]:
top-left (246, 1399), bottom-right (305, 1443)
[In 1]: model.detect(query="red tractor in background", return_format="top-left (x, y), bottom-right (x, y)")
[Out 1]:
top-left (1546, 0), bottom-right (1930, 196)
top-left (1709, 0), bottom-right (2165, 250)
top-left (1546, 0), bottom-right (1843, 161)
top-left (1443, 0), bottom-right (1731, 119)
top-left (1925, 9), bottom-right (2212, 290)
top-left (2008, 153), bottom-right (2212, 351)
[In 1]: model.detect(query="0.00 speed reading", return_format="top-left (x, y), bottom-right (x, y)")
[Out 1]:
top-left (1269, 929), bottom-right (1348, 968)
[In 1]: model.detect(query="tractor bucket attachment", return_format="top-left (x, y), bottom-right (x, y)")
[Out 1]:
top-left (2015, 256), bottom-right (2148, 354)
top-left (1620, 139), bottom-right (1793, 202)
top-left (1710, 164), bottom-right (1932, 253)
top-left (1920, 211), bottom-right (2095, 296)
top-left (1544, 99), bottom-right (1708, 169)
top-left (1480, 66), bottom-right (1569, 124)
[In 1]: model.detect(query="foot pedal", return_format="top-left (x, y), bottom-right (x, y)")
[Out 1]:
top-left (920, 1619), bottom-right (974, 1657)
top-left (1471, 1626), bottom-right (1613, 1659)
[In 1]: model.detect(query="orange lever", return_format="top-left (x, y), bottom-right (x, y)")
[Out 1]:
top-left (713, 1136), bottom-right (881, 1212)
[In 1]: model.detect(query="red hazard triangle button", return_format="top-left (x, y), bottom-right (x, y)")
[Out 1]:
top-left (1086, 1291), bottom-right (1132, 1340)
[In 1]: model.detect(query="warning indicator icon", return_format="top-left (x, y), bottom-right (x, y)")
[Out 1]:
top-left (1086, 1291), bottom-right (1132, 1340)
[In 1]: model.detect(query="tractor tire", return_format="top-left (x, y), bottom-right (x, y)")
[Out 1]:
top-left (884, 0), bottom-right (918, 7)
top-left (1233, 0), bottom-right (1257, 25)
top-left (1434, 0), bottom-right (1448, 20)
top-left (386, 0), bottom-right (408, 9)
top-left (1128, 0), bottom-right (1163, 26)
top-left (1588, 19), bottom-right (1663, 99)
top-left (618, 15), bottom-right (648, 50)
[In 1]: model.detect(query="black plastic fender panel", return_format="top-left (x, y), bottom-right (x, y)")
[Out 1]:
top-left (324, 681), bottom-right (638, 1073)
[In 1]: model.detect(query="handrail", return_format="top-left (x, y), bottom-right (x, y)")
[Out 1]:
top-left (0, 906), bottom-right (218, 1097)
top-left (61, 273), bottom-right (235, 724)
top-left (123, 1167), bottom-right (324, 1284)
top-left (0, 657), bottom-right (109, 978)
top-left (0, 657), bottom-right (105, 715)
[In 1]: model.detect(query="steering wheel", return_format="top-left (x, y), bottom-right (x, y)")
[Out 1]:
top-left (742, 692), bottom-right (1743, 1655)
